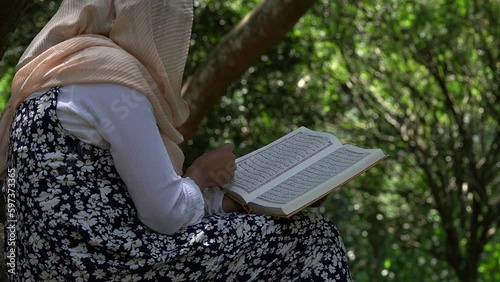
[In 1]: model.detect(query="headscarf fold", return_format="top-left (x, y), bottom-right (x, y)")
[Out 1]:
top-left (0, 0), bottom-right (194, 178)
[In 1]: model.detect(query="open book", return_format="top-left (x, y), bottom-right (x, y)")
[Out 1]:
top-left (222, 126), bottom-right (387, 217)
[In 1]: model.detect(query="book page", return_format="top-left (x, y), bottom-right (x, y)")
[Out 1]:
top-left (226, 127), bottom-right (342, 200)
top-left (253, 146), bottom-right (370, 206)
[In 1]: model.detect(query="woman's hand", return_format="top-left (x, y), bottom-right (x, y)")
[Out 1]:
top-left (222, 194), bottom-right (244, 213)
top-left (184, 143), bottom-right (236, 192)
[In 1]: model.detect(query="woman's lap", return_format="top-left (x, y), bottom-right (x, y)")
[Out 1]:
top-left (134, 211), bottom-right (351, 281)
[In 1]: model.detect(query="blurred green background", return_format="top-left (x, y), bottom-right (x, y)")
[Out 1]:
top-left (0, 0), bottom-right (498, 281)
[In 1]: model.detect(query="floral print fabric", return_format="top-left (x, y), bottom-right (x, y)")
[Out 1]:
top-left (3, 87), bottom-right (351, 281)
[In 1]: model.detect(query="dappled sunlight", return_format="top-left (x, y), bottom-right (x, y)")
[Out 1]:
top-left (0, 0), bottom-right (498, 281)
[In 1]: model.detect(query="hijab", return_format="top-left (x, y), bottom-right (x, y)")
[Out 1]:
top-left (0, 0), bottom-right (194, 178)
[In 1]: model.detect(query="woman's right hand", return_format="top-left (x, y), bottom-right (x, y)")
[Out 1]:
top-left (184, 143), bottom-right (236, 191)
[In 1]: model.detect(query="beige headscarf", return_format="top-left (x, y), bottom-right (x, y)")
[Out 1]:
top-left (0, 0), bottom-right (194, 179)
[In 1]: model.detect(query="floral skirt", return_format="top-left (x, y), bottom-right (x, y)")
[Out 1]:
top-left (143, 211), bottom-right (352, 282)
top-left (7, 211), bottom-right (351, 282)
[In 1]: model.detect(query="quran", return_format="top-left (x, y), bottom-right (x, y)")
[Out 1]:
top-left (222, 127), bottom-right (387, 217)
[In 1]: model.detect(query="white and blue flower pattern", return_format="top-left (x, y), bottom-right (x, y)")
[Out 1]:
top-left (4, 87), bottom-right (351, 281)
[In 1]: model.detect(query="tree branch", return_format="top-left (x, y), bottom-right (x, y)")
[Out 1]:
top-left (179, 0), bottom-right (317, 145)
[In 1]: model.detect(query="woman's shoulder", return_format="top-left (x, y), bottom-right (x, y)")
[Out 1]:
top-left (24, 83), bottom-right (148, 106)
top-left (58, 83), bottom-right (153, 115)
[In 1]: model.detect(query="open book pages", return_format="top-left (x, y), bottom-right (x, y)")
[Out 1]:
top-left (223, 126), bottom-right (387, 217)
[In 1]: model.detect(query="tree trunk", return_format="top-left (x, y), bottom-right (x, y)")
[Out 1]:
top-left (0, 0), bottom-right (33, 61)
top-left (179, 0), bottom-right (316, 145)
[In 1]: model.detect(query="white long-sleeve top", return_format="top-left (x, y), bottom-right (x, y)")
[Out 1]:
top-left (25, 84), bottom-right (225, 235)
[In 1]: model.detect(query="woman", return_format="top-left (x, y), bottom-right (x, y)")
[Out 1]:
top-left (0, 0), bottom-right (351, 281)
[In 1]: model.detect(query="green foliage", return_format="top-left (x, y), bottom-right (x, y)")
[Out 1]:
top-left (0, 67), bottom-right (14, 112)
top-left (185, 0), bottom-right (329, 165)
top-left (0, 0), bottom-right (498, 281)
top-left (185, 0), bottom-right (499, 281)
top-left (321, 1), bottom-right (499, 281)
top-left (0, 0), bottom-right (62, 112)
